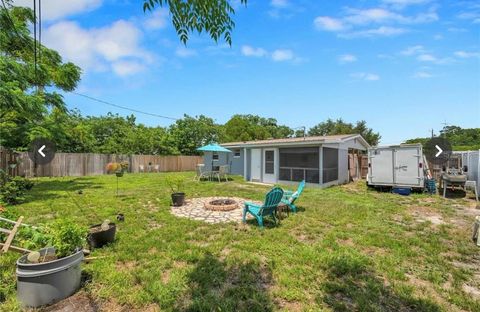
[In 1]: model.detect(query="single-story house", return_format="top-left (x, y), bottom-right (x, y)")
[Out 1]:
top-left (202, 134), bottom-right (370, 187)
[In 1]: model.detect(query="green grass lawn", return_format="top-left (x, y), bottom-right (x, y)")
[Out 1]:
top-left (1, 172), bottom-right (479, 311)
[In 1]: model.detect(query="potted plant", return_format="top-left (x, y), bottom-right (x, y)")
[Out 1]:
top-left (106, 162), bottom-right (128, 195)
top-left (166, 176), bottom-right (185, 206)
top-left (87, 219), bottom-right (116, 249)
top-left (16, 219), bottom-right (87, 308)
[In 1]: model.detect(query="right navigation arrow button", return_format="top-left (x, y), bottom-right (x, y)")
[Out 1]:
top-left (435, 145), bottom-right (443, 157)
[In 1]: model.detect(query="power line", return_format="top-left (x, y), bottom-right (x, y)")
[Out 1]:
top-left (69, 91), bottom-right (179, 121)
top-left (38, 0), bottom-right (41, 65)
top-left (33, 0), bottom-right (37, 87)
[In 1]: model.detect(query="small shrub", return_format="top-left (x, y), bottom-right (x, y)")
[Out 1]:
top-left (46, 219), bottom-right (87, 258)
top-left (0, 170), bottom-right (34, 205)
top-left (165, 176), bottom-right (185, 193)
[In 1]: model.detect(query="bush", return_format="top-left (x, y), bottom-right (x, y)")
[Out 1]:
top-left (46, 219), bottom-right (87, 258)
top-left (0, 171), bottom-right (34, 205)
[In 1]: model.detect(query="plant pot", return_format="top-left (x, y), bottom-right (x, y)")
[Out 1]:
top-left (171, 192), bottom-right (185, 207)
top-left (87, 222), bottom-right (116, 249)
top-left (115, 171), bottom-right (124, 177)
top-left (16, 247), bottom-right (83, 308)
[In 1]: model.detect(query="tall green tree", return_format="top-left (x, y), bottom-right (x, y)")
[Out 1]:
top-left (0, 4), bottom-right (81, 148)
top-left (406, 126), bottom-right (480, 151)
top-left (308, 118), bottom-right (381, 146)
top-left (222, 114), bottom-right (293, 142)
top-left (169, 114), bottom-right (222, 155)
top-left (143, 0), bottom-right (247, 45)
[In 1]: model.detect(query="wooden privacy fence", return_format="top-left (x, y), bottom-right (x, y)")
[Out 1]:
top-left (0, 147), bottom-right (203, 177)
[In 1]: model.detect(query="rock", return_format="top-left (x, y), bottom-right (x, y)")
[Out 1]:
top-left (27, 251), bottom-right (40, 263)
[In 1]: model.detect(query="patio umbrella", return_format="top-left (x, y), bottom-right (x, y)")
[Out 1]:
top-left (197, 143), bottom-right (232, 171)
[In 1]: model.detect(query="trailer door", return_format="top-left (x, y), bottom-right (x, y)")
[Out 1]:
top-left (369, 148), bottom-right (394, 185)
top-left (394, 146), bottom-right (422, 187)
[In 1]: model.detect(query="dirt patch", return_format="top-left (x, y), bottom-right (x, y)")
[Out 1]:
top-left (408, 205), bottom-right (445, 225)
top-left (405, 274), bottom-right (461, 311)
top-left (161, 269), bottom-right (171, 283)
top-left (462, 284), bottom-right (480, 299)
top-left (173, 260), bottom-right (188, 269)
top-left (115, 260), bottom-right (137, 272)
top-left (147, 219), bottom-right (163, 230)
top-left (338, 238), bottom-right (355, 247)
top-left (275, 298), bottom-right (304, 311)
top-left (295, 233), bottom-right (319, 244)
top-left (219, 247), bottom-right (232, 260)
top-left (147, 247), bottom-right (157, 255)
top-left (43, 291), bottom-right (98, 312)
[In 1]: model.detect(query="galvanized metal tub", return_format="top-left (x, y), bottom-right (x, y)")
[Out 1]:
top-left (16, 247), bottom-right (83, 308)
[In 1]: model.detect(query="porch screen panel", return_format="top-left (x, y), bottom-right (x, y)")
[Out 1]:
top-left (279, 148), bottom-right (319, 183)
top-left (322, 147), bottom-right (338, 183)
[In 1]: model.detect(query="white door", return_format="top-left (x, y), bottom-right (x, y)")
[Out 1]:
top-left (251, 149), bottom-right (261, 181)
top-left (369, 148), bottom-right (394, 184)
top-left (263, 149), bottom-right (277, 184)
top-left (394, 147), bottom-right (422, 186)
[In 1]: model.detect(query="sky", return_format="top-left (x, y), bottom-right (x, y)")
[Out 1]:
top-left (13, 0), bottom-right (480, 144)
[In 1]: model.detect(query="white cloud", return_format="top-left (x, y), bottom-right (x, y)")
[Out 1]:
top-left (271, 49), bottom-right (294, 62)
top-left (416, 53), bottom-right (452, 64)
top-left (417, 53), bottom-right (436, 61)
top-left (454, 51), bottom-right (480, 58)
top-left (313, 6), bottom-right (437, 38)
top-left (43, 20), bottom-right (153, 77)
top-left (338, 54), bottom-right (357, 63)
top-left (241, 45), bottom-right (268, 57)
top-left (314, 16), bottom-right (346, 31)
top-left (343, 8), bottom-right (402, 25)
top-left (268, 0), bottom-right (301, 19)
top-left (350, 72), bottom-right (380, 81)
top-left (433, 34), bottom-right (443, 40)
top-left (143, 8), bottom-right (169, 30)
top-left (343, 7), bottom-right (438, 25)
top-left (13, 0), bottom-right (102, 21)
top-left (241, 46), bottom-right (301, 63)
top-left (401, 45), bottom-right (425, 55)
top-left (413, 71), bottom-right (433, 78)
top-left (339, 26), bottom-right (407, 38)
top-left (112, 61), bottom-right (145, 77)
top-left (270, 0), bottom-right (288, 8)
top-left (175, 46), bottom-right (197, 58)
top-left (381, 0), bottom-right (431, 8)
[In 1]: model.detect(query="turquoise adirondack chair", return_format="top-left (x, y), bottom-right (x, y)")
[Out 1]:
top-left (243, 187), bottom-right (284, 228)
top-left (281, 180), bottom-right (305, 213)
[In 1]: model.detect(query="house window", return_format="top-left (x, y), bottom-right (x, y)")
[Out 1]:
top-left (279, 147), bottom-right (319, 183)
top-left (322, 147), bottom-right (338, 183)
top-left (212, 152), bottom-right (219, 161)
top-left (233, 149), bottom-right (241, 158)
top-left (265, 150), bottom-right (274, 174)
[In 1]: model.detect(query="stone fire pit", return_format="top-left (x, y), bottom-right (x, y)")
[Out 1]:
top-left (170, 197), bottom-right (260, 224)
top-left (204, 198), bottom-right (239, 211)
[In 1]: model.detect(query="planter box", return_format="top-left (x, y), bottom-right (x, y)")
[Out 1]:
top-left (16, 248), bottom-right (83, 308)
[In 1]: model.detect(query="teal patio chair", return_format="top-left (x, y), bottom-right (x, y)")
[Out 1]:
top-left (281, 180), bottom-right (305, 213)
top-left (243, 187), bottom-right (284, 229)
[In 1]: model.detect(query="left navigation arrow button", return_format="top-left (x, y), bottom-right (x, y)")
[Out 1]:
top-left (38, 145), bottom-right (46, 157)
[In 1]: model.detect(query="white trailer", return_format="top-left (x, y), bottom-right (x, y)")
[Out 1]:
top-left (367, 144), bottom-right (425, 190)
